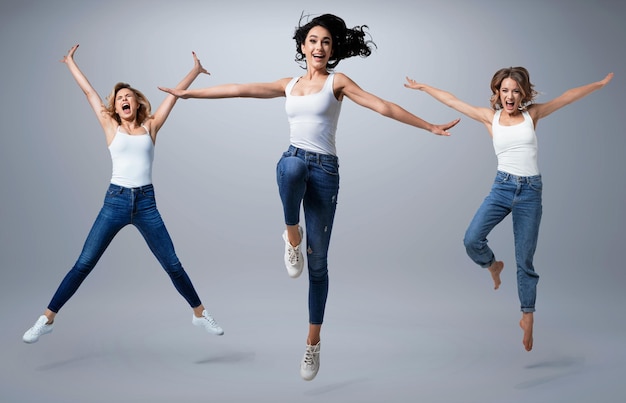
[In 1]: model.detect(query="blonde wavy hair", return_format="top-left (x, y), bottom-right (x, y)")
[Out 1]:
top-left (105, 82), bottom-right (152, 124)
top-left (489, 67), bottom-right (538, 111)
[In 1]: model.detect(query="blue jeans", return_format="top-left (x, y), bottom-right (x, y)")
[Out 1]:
top-left (463, 171), bottom-right (543, 313)
top-left (276, 146), bottom-right (340, 325)
top-left (47, 184), bottom-right (202, 313)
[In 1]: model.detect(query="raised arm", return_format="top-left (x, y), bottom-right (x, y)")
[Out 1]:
top-left (149, 52), bottom-right (209, 136)
top-left (529, 72), bottom-right (613, 123)
top-left (158, 78), bottom-right (291, 100)
top-left (404, 77), bottom-right (493, 128)
top-left (335, 73), bottom-right (459, 136)
top-left (61, 44), bottom-right (115, 133)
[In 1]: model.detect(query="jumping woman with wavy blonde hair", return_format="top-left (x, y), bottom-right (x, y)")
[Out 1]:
top-left (405, 67), bottom-right (613, 352)
top-left (22, 44), bottom-right (224, 344)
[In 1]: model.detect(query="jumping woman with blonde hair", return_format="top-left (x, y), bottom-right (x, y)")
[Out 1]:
top-left (22, 44), bottom-right (224, 344)
top-left (405, 68), bottom-right (613, 351)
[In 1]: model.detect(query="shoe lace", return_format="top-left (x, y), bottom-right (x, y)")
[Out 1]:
top-left (203, 314), bottom-right (219, 328)
top-left (303, 346), bottom-right (318, 367)
top-left (287, 245), bottom-right (301, 265)
top-left (32, 319), bottom-right (49, 333)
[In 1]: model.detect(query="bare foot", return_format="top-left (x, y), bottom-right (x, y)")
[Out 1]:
top-left (488, 260), bottom-right (504, 290)
top-left (519, 312), bottom-right (534, 351)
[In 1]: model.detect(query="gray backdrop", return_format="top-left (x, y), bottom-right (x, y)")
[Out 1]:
top-left (1, 0), bottom-right (624, 402)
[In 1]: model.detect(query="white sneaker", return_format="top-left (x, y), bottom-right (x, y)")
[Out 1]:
top-left (192, 310), bottom-right (224, 335)
top-left (300, 341), bottom-right (321, 381)
top-left (283, 226), bottom-right (304, 278)
top-left (23, 315), bottom-right (53, 343)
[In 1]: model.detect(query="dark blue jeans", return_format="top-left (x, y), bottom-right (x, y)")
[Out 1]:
top-left (276, 146), bottom-right (340, 325)
top-left (47, 184), bottom-right (202, 313)
top-left (463, 171), bottom-right (543, 312)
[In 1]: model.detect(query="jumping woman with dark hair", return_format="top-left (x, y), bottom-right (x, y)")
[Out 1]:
top-left (22, 44), bottom-right (224, 345)
top-left (160, 13), bottom-right (459, 381)
top-left (405, 68), bottom-right (613, 352)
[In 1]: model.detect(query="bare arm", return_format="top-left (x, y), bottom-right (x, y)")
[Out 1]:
top-left (335, 73), bottom-right (459, 136)
top-left (158, 78), bottom-right (291, 100)
top-left (529, 72), bottom-right (613, 123)
top-left (61, 44), bottom-right (116, 135)
top-left (404, 77), bottom-right (493, 128)
top-left (149, 52), bottom-right (209, 138)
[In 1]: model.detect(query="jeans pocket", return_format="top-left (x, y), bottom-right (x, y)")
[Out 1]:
top-left (141, 188), bottom-right (155, 198)
top-left (528, 180), bottom-right (543, 192)
top-left (319, 159), bottom-right (339, 176)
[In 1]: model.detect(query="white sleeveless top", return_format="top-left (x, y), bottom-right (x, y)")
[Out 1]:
top-left (108, 125), bottom-right (154, 187)
top-left (285, 73), bottom-right (342, 156)
top-left (492, 110), bottom-right (539, 176)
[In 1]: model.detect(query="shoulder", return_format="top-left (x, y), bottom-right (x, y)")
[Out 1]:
top-left (278, 77), bottom-right (295, 87)
top-left (526, 103), bottom-right (542, 122)
top-left (331, 72), bottom-right (359, 93)
top-left (332, 72), bottom-right (351, 85)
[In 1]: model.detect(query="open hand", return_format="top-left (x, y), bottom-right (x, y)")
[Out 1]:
top-left (404, 77), bottom-right (429, 91)
top-left (191, 51), bottom-right (209, 76)
top-left (432, 118), bottom-right (461, 136)
top-left (60, 44), bottom-right (79, 64)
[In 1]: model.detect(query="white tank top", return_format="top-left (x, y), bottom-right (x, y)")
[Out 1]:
top-left (285, 73), bottom-right (342, 156)
top-left (108, 125), bottom-right (154, 187)
top-left (492, 110), bottom-right (539, 176)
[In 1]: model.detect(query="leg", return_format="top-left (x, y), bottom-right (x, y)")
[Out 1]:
top-left (47, 188), bottom-right (129, 313)
top-left (298, 155), bottom-right (339, 381)
top-left (302, 157), bottom-right (339, 329)
top-left (464, 179), bottom-right (513, 289)
top-left (133, 187), bottom-right (202, 309)
top-left (134, 187), bottom-right (223, 335)
top-left (24, 185), bottom-right (128, 343)
top-left (512, 177), bottom-right (542, 351)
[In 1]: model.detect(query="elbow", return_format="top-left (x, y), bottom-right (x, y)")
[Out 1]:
top-left (378, 102), bottom-right (395, 118)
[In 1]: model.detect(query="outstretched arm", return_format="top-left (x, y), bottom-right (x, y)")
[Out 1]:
top-left (61, 44), bottom-right (115, 133)
top-left (336, 73), bottom-right (459, 136)
top-left (150, 52), bottom-right (209, 136)
top-left (158, 79), bottom-right (291, 100)
top-left (404, 77), bottom-right (493, 127)
top-left (529, 72), bottom-right (613, 123)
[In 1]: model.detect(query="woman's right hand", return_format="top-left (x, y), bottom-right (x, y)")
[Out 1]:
top-left (60, 44), bottom-right (79, 64)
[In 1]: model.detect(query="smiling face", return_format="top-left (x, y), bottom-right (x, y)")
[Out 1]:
top-left (114, 88), bottom-right (139, 121)
top-left (301, 25), bottom-right (333, 70)
top-left (498, 77), bottom-right (523, 114)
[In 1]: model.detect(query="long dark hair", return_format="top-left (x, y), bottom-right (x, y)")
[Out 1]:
top-left (293, 13), bottom-right (376, 69)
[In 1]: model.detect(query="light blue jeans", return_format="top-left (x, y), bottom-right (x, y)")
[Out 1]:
top-left (47, 184), bottom-right (202, 313)
top-left (276, 146), bottom-right (340, 325)
top-left (463, 171), bottom-right (543, 312)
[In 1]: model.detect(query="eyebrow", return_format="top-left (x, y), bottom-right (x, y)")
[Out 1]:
top-left (308, 34), bottom-right (331, 40)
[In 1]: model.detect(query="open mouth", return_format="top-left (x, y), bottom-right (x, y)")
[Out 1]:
top-left (122, 103), bottom-right (130, 112)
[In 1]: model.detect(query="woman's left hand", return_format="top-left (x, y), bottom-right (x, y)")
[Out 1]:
top-left (431, 118), bottom-right (461, 136)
